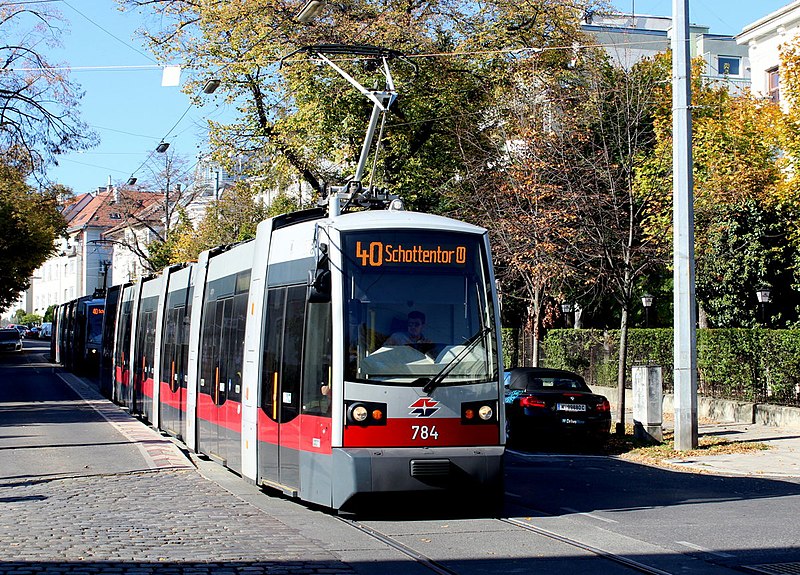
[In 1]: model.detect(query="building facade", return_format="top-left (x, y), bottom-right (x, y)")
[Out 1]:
top-left (583, 12), bottom-right (750, 92)
top-left (737, 0), bottom-right (800, 107)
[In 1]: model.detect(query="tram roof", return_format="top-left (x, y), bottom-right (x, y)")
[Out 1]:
top-left (331, 210), bottom-right (486, 235)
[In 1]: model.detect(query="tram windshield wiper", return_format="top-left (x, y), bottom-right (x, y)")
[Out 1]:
top-left (417, 327), bottom-right (492, 395)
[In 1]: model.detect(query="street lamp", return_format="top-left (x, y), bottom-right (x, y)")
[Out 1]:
top-left (755, 286), bottom-right (772, 326)
top-left (202, 78), bottom-right (220, 94)
top-left (295, 0), bottom-right (325, 22)
top-left (156, 141), bottom-right (170, 153)
top-left (641, 293), bottom-right (654, 328)
top-left (561, 302), bottom-right (573, 328)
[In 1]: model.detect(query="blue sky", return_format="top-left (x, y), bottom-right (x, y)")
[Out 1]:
top-left (43, 1), bottom-right (227, 195)
top-left (611, 0), bottom-right (790, 34)
top-left (44, 0), bottom-right (794, 195)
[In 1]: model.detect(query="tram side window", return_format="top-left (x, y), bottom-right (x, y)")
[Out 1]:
top-left (161, 305), bottom-right (180, 391)
top-left (228, 291), bottom-right (248, 401)
top-left (301, 302), bottom-right (332, 416)
top-left (180, 294), bottom-right (192, 389)
top-left (117, 302), bottom-right (132, 368)
top-left (214, 299), bottom-right (230, 405)
top-left (144, 309), bottom-right (157, 377)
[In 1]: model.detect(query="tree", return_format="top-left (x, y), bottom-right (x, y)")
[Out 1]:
top-left (169, 181), bottom-right (283, 262)
top-left (0, 162), bottom-right (66, 311)
top-left (0, 4), bottom-right (96, 177)
top-left (459, 49), bottom-right (668, 431)
top-left (119, 0), bottom-right (592, 211)
top-left (640, 53), bottom-right (790, 327)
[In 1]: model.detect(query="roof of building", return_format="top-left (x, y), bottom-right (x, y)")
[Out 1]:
top-left (66, 188), bottom-right (163, 233)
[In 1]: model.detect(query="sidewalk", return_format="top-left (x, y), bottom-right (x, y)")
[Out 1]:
top-left (661, 421), bottom-right (800, 478)
top-left (0, 369), bottom-right (355, 575)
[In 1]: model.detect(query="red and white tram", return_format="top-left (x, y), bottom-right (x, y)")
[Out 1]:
top-left (99, 201), bottom-right (505, 510)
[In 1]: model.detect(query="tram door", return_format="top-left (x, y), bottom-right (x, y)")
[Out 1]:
top-left (259, 285), bottom-right (305, 490)
top-left (160, 301), bottom-right (187, 440)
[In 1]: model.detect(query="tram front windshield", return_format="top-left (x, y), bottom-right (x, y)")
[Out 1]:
top-left (87, 304), bottom-right (104, 345)
top-left (343, 230), bottom-right (498, 385)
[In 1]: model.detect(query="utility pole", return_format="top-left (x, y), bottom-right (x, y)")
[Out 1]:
top-left (672, 0), bottom-right (698, 450)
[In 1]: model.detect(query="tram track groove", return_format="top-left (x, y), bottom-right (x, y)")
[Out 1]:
top-left (500, 518), bottom-right (675, 575)
top-left (336, 516), bottom-right (461, 575)
top-left (338, 515), bottom-right (676, 575)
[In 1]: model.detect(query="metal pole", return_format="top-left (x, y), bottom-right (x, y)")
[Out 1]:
top-left (672, 0), bottom-right (698, 450)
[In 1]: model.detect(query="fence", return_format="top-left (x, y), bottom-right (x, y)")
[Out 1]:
top-left (503, 327), bottom-right (800, 408)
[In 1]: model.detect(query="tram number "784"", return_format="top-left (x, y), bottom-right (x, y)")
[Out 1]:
top-left (411, 425), bottom-right (439, 440)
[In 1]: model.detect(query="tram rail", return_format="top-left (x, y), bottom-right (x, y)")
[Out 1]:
top-left (338, 515), bottom-right (676, 575)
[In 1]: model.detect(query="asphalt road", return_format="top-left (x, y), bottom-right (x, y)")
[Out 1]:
top-left (1, 338), bottom-right (799, 575)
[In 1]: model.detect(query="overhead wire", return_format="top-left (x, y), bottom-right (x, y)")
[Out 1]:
top-left (32, 24), bottom-right (673, 189)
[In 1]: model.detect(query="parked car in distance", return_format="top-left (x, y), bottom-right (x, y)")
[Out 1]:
top-left (39, 322), bottom-right (52, 339)
top-left (0, 328), bottom-right (23, 352)
top-left (28, 326), bottom-right (41, 338)
top-left (504, 367), bottom-right (611, 449)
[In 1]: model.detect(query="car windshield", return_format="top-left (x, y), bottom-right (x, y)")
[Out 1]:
top-left (343, 230), bottom-right (498, 386)
top-left (524, 376), bottom-right (590, 392)
top-left (0, 330), bottom-right (19, 341)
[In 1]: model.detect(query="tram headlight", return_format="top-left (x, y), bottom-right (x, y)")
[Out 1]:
top-left (349, 404), bottom-right (369, 423)
top-left (345, 400), bottom-right (388, 426)
top-left (478, 405), bottom-right (493, 421)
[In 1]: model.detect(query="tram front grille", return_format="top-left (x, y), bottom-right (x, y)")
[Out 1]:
top-left (410, 459), bottom-right (451, 478)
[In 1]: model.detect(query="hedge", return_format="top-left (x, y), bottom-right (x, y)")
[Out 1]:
top-left (509, 328), bottom-right (800, 407)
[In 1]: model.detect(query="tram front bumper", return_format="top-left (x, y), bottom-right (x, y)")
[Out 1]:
top-left (331, 446), bottom-right (504, 509)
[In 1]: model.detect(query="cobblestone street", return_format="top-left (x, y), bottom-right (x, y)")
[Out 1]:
top-left (0, 467), bottom-right (354, 574)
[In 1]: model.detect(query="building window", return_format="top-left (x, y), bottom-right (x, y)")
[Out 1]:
top-left (717, 56), bottom-right (740, 76)
top-left (768, 67), bottom-right (780, 103)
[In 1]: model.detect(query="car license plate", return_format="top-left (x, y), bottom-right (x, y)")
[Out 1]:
top-left (557, 403), bottom-right (586, 412)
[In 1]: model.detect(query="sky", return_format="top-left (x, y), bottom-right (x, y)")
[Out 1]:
top-left (42, 1), bottom-right (229, 195)
top-left (40, 0), bottom-right (797, 195)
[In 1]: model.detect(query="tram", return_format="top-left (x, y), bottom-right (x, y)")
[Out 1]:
top-left (96, 202), bottom-right (505, 510)
top-left (60, 44), bottom-right (505, 510)
top-left (53, 292), bottom-right (105, 376)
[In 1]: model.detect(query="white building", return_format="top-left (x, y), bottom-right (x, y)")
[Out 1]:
top-left (584, 12), bottom-right (750, 92)
top-left (18, 187), bottom-right (163, 318)
top-left (737, 0), bottom-right (800, 107)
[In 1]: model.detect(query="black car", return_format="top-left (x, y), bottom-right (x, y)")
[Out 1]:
top-left (504, 367), bottom-right (611, 447)
top-left (0, 328), bottom-right (23, 352)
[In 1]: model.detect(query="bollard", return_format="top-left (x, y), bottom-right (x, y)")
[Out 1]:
top-left (632, 365), bottom-right (663, 443)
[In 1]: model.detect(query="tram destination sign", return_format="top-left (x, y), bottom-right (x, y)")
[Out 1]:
top-left (354, 240), bottom-right (468, 268)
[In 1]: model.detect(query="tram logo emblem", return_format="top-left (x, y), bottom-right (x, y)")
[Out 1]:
top-left (409, 398), bottom-right (440, 417)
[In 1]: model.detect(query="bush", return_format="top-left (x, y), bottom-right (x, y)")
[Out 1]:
top-left (535, 328), bottom-right (800, 406)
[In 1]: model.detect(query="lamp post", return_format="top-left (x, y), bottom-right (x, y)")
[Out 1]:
top-left (641, 293), bottom-right (654, 328)
top-left (561, 302), bottom-right (573, 328)
top-left (755, 286), bottom-right (772, 327)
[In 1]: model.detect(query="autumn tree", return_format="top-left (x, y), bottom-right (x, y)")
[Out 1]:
top-left (167, 180), bottom-right (296, 262)
top-left (640, 53), bottom-right (789, 327)
top-left (457, 49), bottom-right (667, 429)
top-left (0, 4), bottom-right (96, 177)
top-left (119, 0), bottom-right (594, 211)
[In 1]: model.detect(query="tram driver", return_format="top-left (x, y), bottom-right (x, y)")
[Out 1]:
top-left (385, 311), bottom-right (433, 351)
